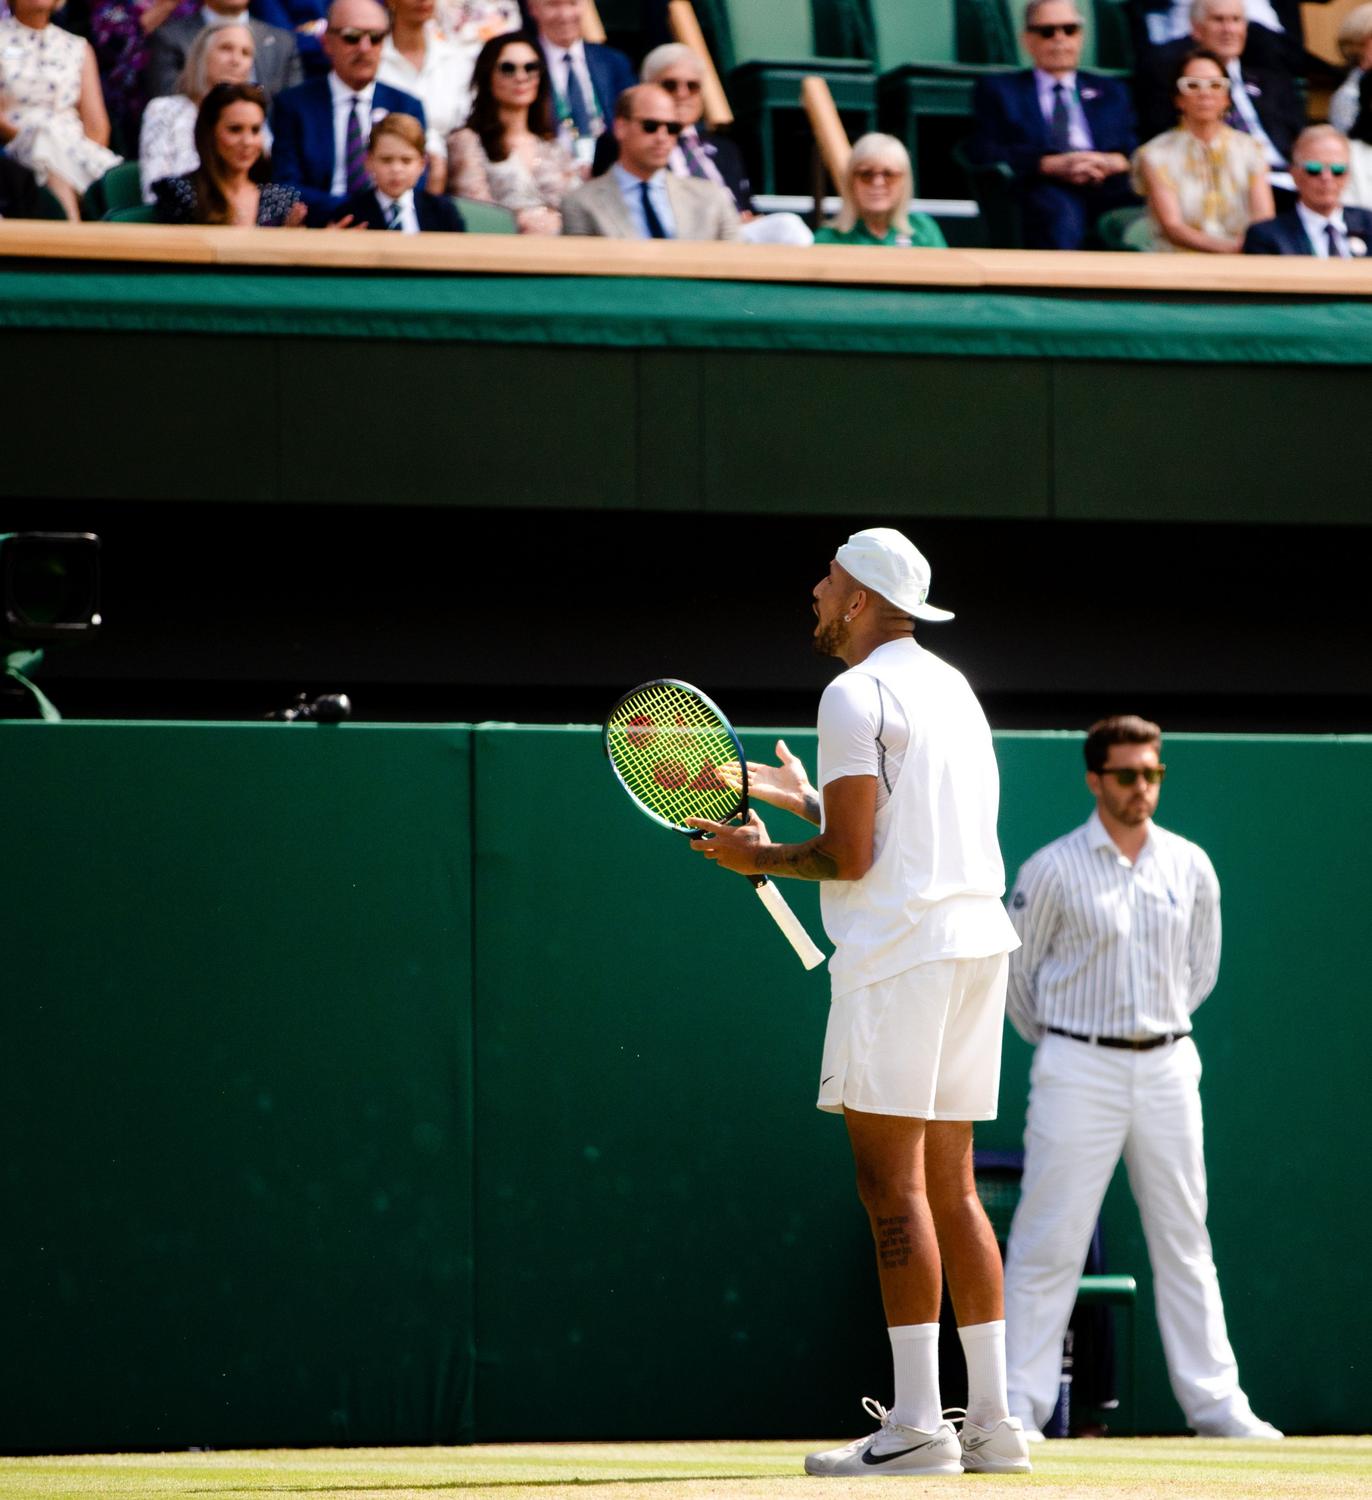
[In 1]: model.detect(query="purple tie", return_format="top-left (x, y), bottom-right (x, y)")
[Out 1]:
top-left (344, 96), bottom-right (369, 194)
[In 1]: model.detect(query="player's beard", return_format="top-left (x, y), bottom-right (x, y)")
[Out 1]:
top-left (813, 616), bottom-right (850, 658)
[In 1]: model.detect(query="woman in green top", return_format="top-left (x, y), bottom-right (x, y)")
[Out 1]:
top-left (814, 133), bottom-right (946, 248)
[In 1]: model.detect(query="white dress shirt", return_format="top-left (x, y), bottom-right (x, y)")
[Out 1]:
top-left (327, 72), bottom-right (377, 198)
top-left (378, 30), bottom-right (472, 162)
top-left (1034, 69), bottom-right (1093, 152)
top-left (1296, 199), bottom-right (1352, 257)
top-left (1006, 810), bottom-right (1222, 1043)
top-left (375, 185), bottom-right (419, 231)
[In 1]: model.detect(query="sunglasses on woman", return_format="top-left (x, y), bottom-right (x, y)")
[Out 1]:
top-left (1099, 766), bottom-right (1167, 787)
top-left (496, 59), bottom-right (542, 76)
top-left (1176, 76), bottom-right (1228, 93)
top-left (853, 167), bottom-right (899, 182)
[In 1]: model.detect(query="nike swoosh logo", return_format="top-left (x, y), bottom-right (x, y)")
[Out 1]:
top-left (962, 1436), bottom-right (993, 1450)
top-left (861, 1441), bottom-right (940, 1465)
top-left (821, 1075), bottom-right (835, 1086)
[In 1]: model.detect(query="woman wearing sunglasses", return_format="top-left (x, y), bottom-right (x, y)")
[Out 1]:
top-left (814, 133), bottom-right (945, 248)
top-left (445, 29), bottom-right (581, 232)
top-left (1131, 47), bottom-right (1272, 253)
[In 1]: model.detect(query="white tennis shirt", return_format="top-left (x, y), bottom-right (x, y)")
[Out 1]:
top-left (817, 638), bottom-right (1019, 998)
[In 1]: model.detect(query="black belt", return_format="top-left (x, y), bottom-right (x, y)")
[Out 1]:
top-left (1046, 1026), bottom-right (1190, 1052)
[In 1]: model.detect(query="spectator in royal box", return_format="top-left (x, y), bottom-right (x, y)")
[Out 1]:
top-left (526, 0), bottom-right (631, 167)
top-left (1124, 0), bottom-right (1331, 79)
top-left (560, 82), bottom-right (737, 239)
top-left (592, 43), bottom-right (812, 246)
top-left (139, 22), bottom-right (266, 199)
top-left (1135, 0), bottom-right (1302, 197)
top-left (1243, 125), bottom-right (1372, 254)
top-left (1329, 3), bottom-right (1372, 135)
top-left (377, 0), bottom-right (472, 191)
top-left (433, 0), bottom-right (516, 52)
top-left (152, 79), bottom-right (304, 221)
top-left (0, 0), bottom-right (120, 219)
top-left (147, 0), bottom-right (300, 104)
top-left (1342, 73), bottom-right (1372, 209)
top-left (814, 133), bottom-right (945, 248)
top-left (968, 0), bottom-right (1138, 250)
top-left (270, 0), bottom-right (424, 220)
top-left (1133, 47), bottom-right (1273, 252)
top-left (333, 108), bottom-right (462, 225)
top-left (446, 30), bottom-right (579, 233)
top-left (90, 0), bottom-right (200, 149)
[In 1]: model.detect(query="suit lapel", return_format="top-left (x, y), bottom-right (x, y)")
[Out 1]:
top-left (1014, 72), bottom-right (1049, 152)
top-left (595, 175), bottom-right (637, 237)
top-left (664, 174), bottom-right (694, 239)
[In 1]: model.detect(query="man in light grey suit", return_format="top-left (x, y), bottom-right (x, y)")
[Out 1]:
top-left (148, 0), bottom-right (302, 102)
top-left (561, 84), bottom-right (740, 240)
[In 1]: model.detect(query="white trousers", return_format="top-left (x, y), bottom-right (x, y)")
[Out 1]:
top-left (1004, 1034), bottom-right (1252, 1431)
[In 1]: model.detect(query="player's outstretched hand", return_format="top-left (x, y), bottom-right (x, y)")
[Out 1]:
top-left (720, 739), bottom-right (818, 822)
top-left (686, 808), bottom-right (771, 876)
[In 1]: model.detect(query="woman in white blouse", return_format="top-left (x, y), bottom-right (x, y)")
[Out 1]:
top-left (137, 22), bottom-right (259, 202)
top-left (377, 0), bottom-right (472, 192)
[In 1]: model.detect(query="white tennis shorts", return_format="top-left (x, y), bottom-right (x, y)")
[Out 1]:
top-left (817, 952), bottom-right (1010, 1121)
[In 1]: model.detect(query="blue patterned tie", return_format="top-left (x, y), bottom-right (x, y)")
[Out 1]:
top-left (344, 97), bottom-right (369, 194)
top-left (386, 200), bottom-right (403, 229)
top-left (563, 53), bottom-right (591, 135)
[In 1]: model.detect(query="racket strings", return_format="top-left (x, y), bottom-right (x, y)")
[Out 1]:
top-left (605, 683), bottom-right (742, 829)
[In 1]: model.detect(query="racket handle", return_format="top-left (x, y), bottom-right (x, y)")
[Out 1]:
top-left (750, 876), bottom-right (827, 971)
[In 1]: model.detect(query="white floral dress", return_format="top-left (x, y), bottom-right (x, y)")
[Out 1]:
top-left (0, 15), bottom-right (120, 191)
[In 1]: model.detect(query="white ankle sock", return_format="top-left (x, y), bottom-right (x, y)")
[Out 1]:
top-left (888, 1323), bottom-right (942, 1432)
top-left (958, 1319), bottom-right (1010, 1428)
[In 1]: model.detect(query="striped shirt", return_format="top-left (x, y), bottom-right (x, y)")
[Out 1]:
top-left (1005, 811), bottom-right (1221, 1044)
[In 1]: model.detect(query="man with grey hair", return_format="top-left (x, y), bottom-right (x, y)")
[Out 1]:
top-left (1244, 124), bottom-right (1372, 252)
top-left (968, 0), bottom-right (1138, 248)
top-left (592, 43), bottom-right (811, 245)
top-left (1126, 0), bottom-right (1332, 78)
top-left (148, 0), bottom-right (301, 103)
top-left (1136, 0), bottom-right (1304, 187)
top-left (528, 0), bottom-right (634, 164)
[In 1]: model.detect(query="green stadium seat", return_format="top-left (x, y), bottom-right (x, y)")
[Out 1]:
top-left (711, 0), bottom-right (875, 194)
top-left (453, 196), bottom-right (518, 233)
top-left (1097, 205), bottom-right (1151, 251)
top-left (104, 203), bottom-right (158, 222)
top-left (98, 161), bottom-right (145, 214)
top-left (34, 185), bottom-right (68, 220)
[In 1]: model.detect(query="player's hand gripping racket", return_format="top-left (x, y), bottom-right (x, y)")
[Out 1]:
top-left (603, 679), bottom-right (826, 971)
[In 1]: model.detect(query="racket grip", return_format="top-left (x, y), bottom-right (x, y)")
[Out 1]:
top-left (750, 876), bottom-right (827, 971)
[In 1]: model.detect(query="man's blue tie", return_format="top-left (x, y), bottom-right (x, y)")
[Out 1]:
top-left (639, 180), bottom-right (668, 239)
top-left (564, 53), bottom-right (592, 135)
top-left (1048, 82), bottom-right (1072, 152)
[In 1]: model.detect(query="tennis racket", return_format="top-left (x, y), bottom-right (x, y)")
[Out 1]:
top-left (603, 679), bottom-right (826, 971)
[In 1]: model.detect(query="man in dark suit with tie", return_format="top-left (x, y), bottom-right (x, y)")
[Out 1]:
top-left (271, 0), bottom-right (425, 222)
top-left (528, 0), bottom-right (634, 157)
top-left (1244, 125), bottom-right (1372, 253)
top-left (1125, 0), bottom-right (1334, 85)
top-left (969, 0), bottom-right (1139, 250)
top-left (148, 0), bottom-right (302, 102)
top-left (1135, 0), bottom-right (1304, 189)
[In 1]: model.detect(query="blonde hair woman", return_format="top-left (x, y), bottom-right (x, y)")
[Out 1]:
top-left (137, 22), bottom-right (262, 202)
top-left (814, 133), bottom-right (945, 247)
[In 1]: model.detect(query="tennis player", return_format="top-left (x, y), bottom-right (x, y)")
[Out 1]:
top-left (687, 528), bottom-right (1030, 1477)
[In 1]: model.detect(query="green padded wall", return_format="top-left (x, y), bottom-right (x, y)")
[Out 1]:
top-left (0, 723), bottom-right (476, 1453)
top-left (2, 723), bottom-right (1367, 1449)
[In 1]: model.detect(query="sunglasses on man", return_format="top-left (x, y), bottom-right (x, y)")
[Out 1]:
top-left (1099, 766), bottom-right (1167, 787)
top-left (633, 117), bottom-right (684, 135)
top-left (496, 59), bottom-right (541, 76)
top-left (331, 25), bottom-right (388, 44)
top-left (659, 78), bottom-right (702, 94)
top-left (1301, 161), bottom-right (1348, 176)
top-left (1028, 22), bottom-right (1081, 37)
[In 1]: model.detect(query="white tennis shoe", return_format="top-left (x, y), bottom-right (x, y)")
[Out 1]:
top-left (955, 1414), bottom-right (1034, 1473)
top-left (1195, 1414), bottom-right (1284, 1440)
top-left (804, 1398), bottom-right (962, 1477)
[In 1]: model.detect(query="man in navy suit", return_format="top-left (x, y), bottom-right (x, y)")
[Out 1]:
top-left (969, 0), bottom-right (1139, 249)
top-left (1244, 125), bottom-right (1372, 253)
top-left (528, 0), bottom-right (635, 161)
top-left (271, 0), bottom-right (425, 222)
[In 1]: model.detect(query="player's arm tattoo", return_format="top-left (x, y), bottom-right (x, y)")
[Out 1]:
top-left (800, 790), bottom-right (822, 826)
top-left (754, 839), bottom-right (839, 881)
top-left (877, 1214), bottom-right (912, 1270)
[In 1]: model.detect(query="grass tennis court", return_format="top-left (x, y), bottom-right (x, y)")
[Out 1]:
top-left (3, 1438), bottom-right (1370, 1500)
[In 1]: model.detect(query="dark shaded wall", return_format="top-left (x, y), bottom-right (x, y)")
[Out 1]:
top-left (3, 721), bottom-right (1367, 1450)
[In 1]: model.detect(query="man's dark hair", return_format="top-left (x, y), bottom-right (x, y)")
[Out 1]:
top-left (1083, 714), bottom-right (1162, 773)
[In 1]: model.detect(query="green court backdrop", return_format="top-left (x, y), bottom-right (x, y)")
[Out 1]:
top-left (1, 722), bottom-right (1366, 1451)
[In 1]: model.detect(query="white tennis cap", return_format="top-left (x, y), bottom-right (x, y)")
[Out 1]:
top-left (835, 527), bottom-right (955, 623)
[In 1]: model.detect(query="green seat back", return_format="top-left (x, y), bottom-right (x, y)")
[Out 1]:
top-left (866, 0), bottom-right (956, 71)
top-left (100, 161), bottom-right (145, 213)
top-left (34, 186), bottom-right (67, 220)
top-left (453, 196), bottom-right (517, 233)
top-left (105, 203), bottom-right (157, 222)
top-left (720, 0), bottom-right (815, 66)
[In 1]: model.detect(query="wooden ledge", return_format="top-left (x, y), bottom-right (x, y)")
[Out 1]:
top-left (5, 219), bottom-right (1372, 297)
